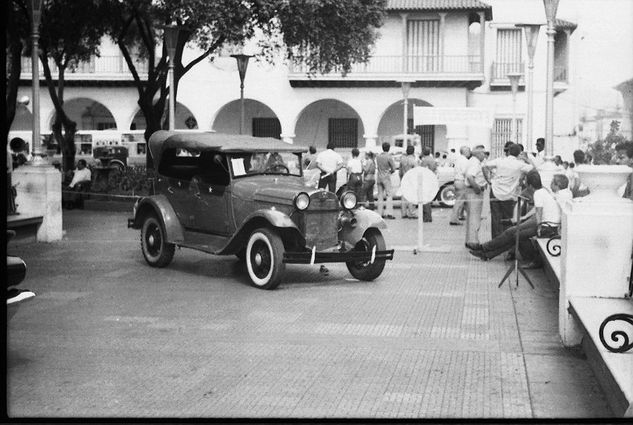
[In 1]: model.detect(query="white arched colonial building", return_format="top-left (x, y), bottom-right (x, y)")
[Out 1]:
top-left (12, 0), bottom-right (579, 160)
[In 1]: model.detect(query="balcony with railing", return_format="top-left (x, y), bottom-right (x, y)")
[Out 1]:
top-left (19, 55), bottom-right (149, 82)
top-left (489, 61), bottom-right (525, 86)
top-left (288, 54), bottom-right (484, 88)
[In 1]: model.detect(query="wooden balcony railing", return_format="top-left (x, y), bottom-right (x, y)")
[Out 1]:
top-left (490, 61), bottom-right (525, 82)
top-left (288, 55), bottom-right (483, 76)
top-left (19, 55), bottom-right (149, 78)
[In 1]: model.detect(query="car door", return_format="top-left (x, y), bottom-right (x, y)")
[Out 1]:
top-left (190, 151), bottom-right (232, 235)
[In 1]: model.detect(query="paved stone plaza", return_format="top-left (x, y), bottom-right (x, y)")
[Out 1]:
top-left (6, 207), bottom-right (612, 418)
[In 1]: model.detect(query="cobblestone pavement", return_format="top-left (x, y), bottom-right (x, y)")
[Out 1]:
top-left (6, 205), bottom-right (612, 418)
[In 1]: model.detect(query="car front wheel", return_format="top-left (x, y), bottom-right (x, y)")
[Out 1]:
top-left (346, 228), bottom-right (387, 281)
top-left (245, 228), bottom-right (285, 290)
top-left (141, 214), bottom-right (175, 267)
top-left (437, 183), bottom-right (456, 207)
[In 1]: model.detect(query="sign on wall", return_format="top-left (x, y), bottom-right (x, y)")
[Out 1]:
top-left (414, 107), bottom-right (493, 128)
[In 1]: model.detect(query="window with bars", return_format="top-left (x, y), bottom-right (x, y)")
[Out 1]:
top-left (408, 119), bottom-right (435, 153)
top-left (328, 118), bottom-right (358, 148)
top-left (492, 118), bottom-right (523, 158)
top-left (252, 118), bottom-right (281, 139)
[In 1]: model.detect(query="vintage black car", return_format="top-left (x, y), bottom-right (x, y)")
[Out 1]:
top-left (127, 131), bottom-right (394, 289)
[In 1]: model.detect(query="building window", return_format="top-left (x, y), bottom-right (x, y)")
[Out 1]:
top-left (328, 118), bottom-right (358, 148)
top-left (494, 29), bottom-right (523, 80)
top-left (492, 118), bottom-right (523, 158)
top-left (252, 118), bottom-right (281, 139)
top-left (407, 19), bottom-right (440, 72)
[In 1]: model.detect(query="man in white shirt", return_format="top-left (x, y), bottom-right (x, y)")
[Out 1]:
top-left (483, 143), bottom-right (534, 238)
top-left (531, 137), bottom-right (546, 169)
top-left (463, 146), bottom-right (487, 245)
top-left (468, 171), bottom-right (559, 264)
top-left (449, 145), bottom-right (470, 225)
top-left (551, 174), bottom-right (572, 207)
top-left (346, 147), bottom-right (363, 199)
top-left (315, 143), bottom-right (344, 192)
top-left (68, 159), bottom-right (92, 188)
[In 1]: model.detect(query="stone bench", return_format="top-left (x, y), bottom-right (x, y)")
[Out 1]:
top-left (569, 297), bottom-right (633, 417)
top-left (7, 214), bottom-right (44, 243)
top-left (535, 236), bottom-right (561, 289)
top-left (535, 235), bottom-right (633, 417)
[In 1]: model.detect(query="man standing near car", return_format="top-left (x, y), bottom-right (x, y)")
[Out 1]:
top-left (399, 145), bottom-right (419, 218)
top-left (464, 145), bottom-right (487, 246)
top-left (376, 142), bottom-right (396, 219)
top-left (449, 145), bottom-right (470, 225)
top-left (315, 142), bottom-right (344, 192)
top-left (419, 146), bottom-right (437, 222)
top-left (483, 143), bottom-right (534, 238)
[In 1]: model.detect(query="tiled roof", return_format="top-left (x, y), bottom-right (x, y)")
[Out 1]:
top-left (386, 0), bottom-right (493, 20)
top-left (554, 18), bottom-right (577, 33)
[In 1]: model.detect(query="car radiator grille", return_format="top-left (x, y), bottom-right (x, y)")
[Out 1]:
top-left (303, 211), bottom-right (339, 250)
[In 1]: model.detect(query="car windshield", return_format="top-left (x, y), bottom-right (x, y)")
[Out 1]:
top-left (230, 152), bottom-right (303, 178)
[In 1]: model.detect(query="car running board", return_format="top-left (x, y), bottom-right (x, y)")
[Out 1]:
top-left (283, 249), bottom-right (394, 264)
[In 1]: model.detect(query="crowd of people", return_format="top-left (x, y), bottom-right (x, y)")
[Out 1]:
top-left (304, 137), bottom-right (633, 270)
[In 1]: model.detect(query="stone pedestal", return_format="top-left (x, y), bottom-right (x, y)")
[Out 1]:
top-left (12, 165), bottom-right (63, 242)
top-left (559, 165), bottom-right (633, 346)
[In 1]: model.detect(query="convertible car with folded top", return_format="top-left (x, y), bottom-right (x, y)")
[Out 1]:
top-left (128, 131), bottom-right (394, 289)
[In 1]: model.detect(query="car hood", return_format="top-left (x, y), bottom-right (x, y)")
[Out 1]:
top-left (233, 175), bottom-right (312, 204)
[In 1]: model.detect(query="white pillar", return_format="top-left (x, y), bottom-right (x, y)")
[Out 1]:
top-left (559, 168), bottom-right (633, 346)
top-left (13, 166), bottom-right (63, 242)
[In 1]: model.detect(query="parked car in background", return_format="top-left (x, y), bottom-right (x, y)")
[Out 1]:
top-left (128, 131), bottom-right (394, 290)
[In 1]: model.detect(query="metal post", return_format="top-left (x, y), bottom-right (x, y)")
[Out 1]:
top-left (544, 0), bottom-right (560, 156)
top-left (517, 24), bottom-right (542, 152)
top-left (168, 60), bottom-right (175, 131)
top-left (231, 54), bottom-right (253, 135)
top-left (508, 73), bottom-right (522, 143)
top-left (30, 0), bottom-right (45, 165)
top-left (401, 80), bottom-right (412, 136)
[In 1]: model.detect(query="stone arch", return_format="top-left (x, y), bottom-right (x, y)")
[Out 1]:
top-left (130, 102), bottom-right (198, 130)
top-left (49, 97), bottom-right (117, 130)
top-left (211, 99), bottom-right (281, 138)
top-left (293, 99), bottom-right (365, 150)
top-left (377, 98), bottom-right (448, 153)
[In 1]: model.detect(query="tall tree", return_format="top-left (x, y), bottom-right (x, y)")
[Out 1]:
top-left (4, 0), bottom-right (30, 146)
top-left (36, 0), bottom-right (107, 172)
top-left (103, 0), bottom-right (386, 165)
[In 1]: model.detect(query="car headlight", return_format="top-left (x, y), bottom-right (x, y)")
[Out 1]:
top-left (294, 192), bottom-right (310, 211)
top-left (340, 191), bottom-right (357, 210)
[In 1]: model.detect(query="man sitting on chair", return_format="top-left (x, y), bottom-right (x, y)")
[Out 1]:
top-left (63, 159), bottom-right (92, 209)
top-left (467, 170), bottom-right (560, 266)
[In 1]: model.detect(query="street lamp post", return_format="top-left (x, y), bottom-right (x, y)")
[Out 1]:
top-left (30, 0), bottom-right (45, 165)
top-left (507, 73), bottom-right (523, 144)
top-left (231, 54), bottom-right (254, 135)
top-left (162, 25), bottom-right (181, 131)
top-left (401, 80), bottom-right (413, 136)
top-left (543, 0), bottom-right (560, 156)
top-left (516, 24), bottom-right (542, 153)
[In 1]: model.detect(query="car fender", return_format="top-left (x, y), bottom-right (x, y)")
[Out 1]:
top-left (340, 208), bottom-right (386, 245)
top-left (218, 208), bottom-right (304, 255)
top-left (133, 195), bottom-right (185, 243)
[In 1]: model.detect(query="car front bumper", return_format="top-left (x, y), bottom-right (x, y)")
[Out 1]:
top-left (283, 249), bottom-right (394, 264)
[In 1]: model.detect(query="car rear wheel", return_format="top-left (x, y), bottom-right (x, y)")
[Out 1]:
top-left (438, 183), bottom-right (456, 207)
top-left (346, 228), bottom-right (386, 281)
top-left (141, 214), bottom-right (175, 267)
top-left (245, 228), bottom-right (285, 290)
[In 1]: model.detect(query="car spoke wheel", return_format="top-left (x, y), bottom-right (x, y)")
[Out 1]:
top-left (246, 228), bottom-right (285, 289)
top-left (438, 184), bottom-right (456, 207)
top-left (346, 228), bottom-right (387, 281)
top-left (141, 214), bottom-right (175, 267)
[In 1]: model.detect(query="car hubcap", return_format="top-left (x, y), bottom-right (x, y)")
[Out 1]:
top-left (250, 240), bottom-right (271, 279)
top-left (147, 224), bottom-right (161, 256)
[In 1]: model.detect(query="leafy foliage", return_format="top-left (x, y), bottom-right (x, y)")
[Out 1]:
top-left (101, 0), bottom-right (386, 153)
top-left (586, 120), bottom-right (629, 165)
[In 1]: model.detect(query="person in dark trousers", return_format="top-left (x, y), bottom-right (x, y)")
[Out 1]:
top-left (315, 143), bottom-right (344, 192)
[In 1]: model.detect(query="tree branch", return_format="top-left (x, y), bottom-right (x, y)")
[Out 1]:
top-left (182, 35), bottom-right (226, 75)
